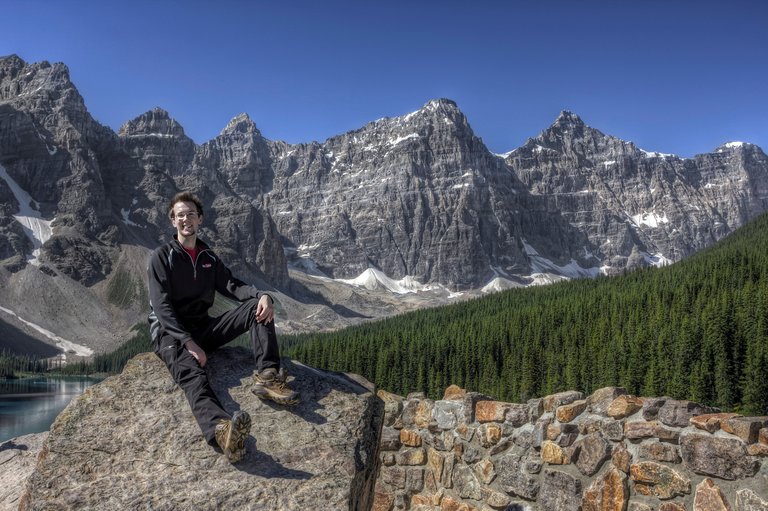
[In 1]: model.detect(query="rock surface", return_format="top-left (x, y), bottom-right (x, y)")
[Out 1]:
top-left (0, 432), bottom-right (47, 511)
top-left (19, 348), bottom-right (383, 510)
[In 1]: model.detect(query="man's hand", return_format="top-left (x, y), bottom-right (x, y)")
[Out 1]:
top-left (255, 295), bottom-right (274, 324)
top-left (184, 339), bottom-right (207, 367)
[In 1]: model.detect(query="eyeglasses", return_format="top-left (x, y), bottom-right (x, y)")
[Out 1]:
top-left (174, 212), bottom-right (199, 220)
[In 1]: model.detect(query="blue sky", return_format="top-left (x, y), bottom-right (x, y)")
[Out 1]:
top-left (3, 0), bottom-right (766, 157)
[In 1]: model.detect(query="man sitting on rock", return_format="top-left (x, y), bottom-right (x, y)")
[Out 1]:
top-left (147, 191), bottom-right (298, 462)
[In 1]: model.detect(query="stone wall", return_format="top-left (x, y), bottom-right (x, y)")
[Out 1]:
top-left (373, 385), bottom-right (768, 511)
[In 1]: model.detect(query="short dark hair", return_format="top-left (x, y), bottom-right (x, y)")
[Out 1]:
top-left (168, 192), bottom-right (204, 219)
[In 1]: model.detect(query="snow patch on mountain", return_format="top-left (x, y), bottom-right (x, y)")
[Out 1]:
top-left (629, 211), bottom-right (670, 228)
top-left (338, 268), bottom-right (426, 294)
top-left (521, 240), bottom-right (600, 279)
top-left (0, 306), bottom-right (94, 356)
top-left (0, 164), bottom-right (54, 265)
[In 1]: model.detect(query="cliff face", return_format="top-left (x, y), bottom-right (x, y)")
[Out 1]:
top-left (4, 54), bottom-right (768, 292)
top-left (19, 348), bottom-right (383, 511)
top-left (505, 112), bottom-right (768, 273)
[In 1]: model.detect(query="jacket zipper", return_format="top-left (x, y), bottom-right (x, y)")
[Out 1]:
top-left (180, 247), bottom-right (211, 280)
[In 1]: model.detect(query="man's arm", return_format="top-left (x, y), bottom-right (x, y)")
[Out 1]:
top-left (147, 249), bottom-right (194, 346)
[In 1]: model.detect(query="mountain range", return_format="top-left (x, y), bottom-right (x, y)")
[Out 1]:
top-left (1, 54), bottom-right (767, 356)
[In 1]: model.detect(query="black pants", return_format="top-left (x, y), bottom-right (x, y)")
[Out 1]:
top-left (154, 297), bottom-right (280, 444)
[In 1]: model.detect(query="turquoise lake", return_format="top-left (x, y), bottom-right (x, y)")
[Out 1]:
top-left (0, 377), bottom-right (97, 443)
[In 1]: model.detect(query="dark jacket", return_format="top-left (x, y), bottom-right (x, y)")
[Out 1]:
top-left (147, 237), bottom-right (263, 345)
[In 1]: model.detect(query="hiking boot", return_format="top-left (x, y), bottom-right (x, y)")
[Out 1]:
top-left (215, 410), bottom-right (251, 463)
top-left (252, 367), bottom-right (299, 405)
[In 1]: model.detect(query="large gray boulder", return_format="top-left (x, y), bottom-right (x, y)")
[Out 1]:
top-left (20, 347), bottom-right (383, 510)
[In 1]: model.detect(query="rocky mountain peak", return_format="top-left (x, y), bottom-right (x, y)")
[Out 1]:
top-left (553, 110), bottom-right (586, 128)
top-left (715, 141), bottom-right (754, 153)
top-left (0, 54), bottom-right (27, 77)
top-left (117, 107), bottom-right (189, 139)
top-left (220, 112), bottom-right (260, 136)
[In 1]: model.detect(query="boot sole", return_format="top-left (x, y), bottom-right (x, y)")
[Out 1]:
top-left (225, 411), bottom-right (251, 462)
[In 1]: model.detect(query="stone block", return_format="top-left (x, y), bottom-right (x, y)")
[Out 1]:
top-left (462, 445), bottom-right (482, 464)
top-left (630, 461), bottom-right (691, 499)
top-left (405, 467), bottom-right (425, 493)
top-left (538, 469), bottom-right (582, 511)
top-left (397, 448), bottom-right (427, 466)
top-left (427, 448), bottom-right (445, 482)
top-left (489, 438), bottom-right (513, 456)
top-left (415, 400), bottom-right (435, 429)
top-left (558, 430), bottom-right (580, 447)
top-left (425, 430), bottom-right (455, 451)
top-left (607, 395), bottom-right (644, 419)
top-left (481, 487), bottom-right (511, 509)
top-left (760, 427), bottom-right (768, 445)
top-left (541, 440), bottom-right (570, 465)
top-left (473, 458), bottom-right (496, 484)
top-left (543, 391), bottom-right (584, 412)
top-left (410, 494), bottom-right (433, 508)
top-left (381, 427), bottom-right (403, 450)
top-left (587, 386), bottom-right (628, 415)
top-left (513, 428), bottom-right (533, 448)
top-left (400, 429), bottom-right (422, 447)
top-left (475, 400), bottom-right (510, 423)
top-left (735, 489), bottom-right (768, 511)
top-left (693, 478), bottom-right (731, 511)
top-left (657, 399), bottom-right (716, 428)
top-left (601, 419), bottom-right (625, 441)
top-left (655, 424), bottom-right (681, 444)
top-left (381, 466), bottom-right (407, 489)
top-left (372, 490), bottom-right (395, 511)
top-left (612, 442), bottom-right (632, 473)
top-left (658, 503), bottom-right (686, 511)
top-left (689, 412), bottom-right (741, 433)
top-left (378, 389), bottom-right (405, 427)
top-left (524, 458), bottom-right (542, 474)
top-left (680, 432), bottom-right (760, 480)
top-left (582, 467), bottom-right (628, 511)
top-left (478, 423), bottom-right (502, 447)
top-left (642, 396), bottom-right (669, 420)
top-left (433, 400), bottom-right (464, 430)
top-left (382, 453), bottom-right (396, 466)
top-left (574, 432), bottom-right (612, 476)
top-left (456, 424), bottom-right (475, 443)
top-left (579, 417), bottom-right (605, 435)
top-left (638, 441), bottom-right (681, 463)
top-left (496, 450), bottom-right (539, 500)
top-left (721, 416), bottom-right (767, 444)
top-left (628, 503), bottom-right (653, 511)
top-left (527, 398), bottom-right (544, 423)
top-left (532, 415), bottom-right (552, 449)
top-left (556, 399), bottom-right (587, 423)
top-left (625, 421), bottom-right (658, 440)
top-left (546, 424), bottom-right (561, 440)
top-left (440, 495), bottom-right (480, 511)
top-left (746, 443), bottom-right (768, 456)
top-left (443, 385), bottom-right (466, 400)
top-left (454, 465), bottom-right (483, 501)
top-left (505, 403), bottom-right (529, 427)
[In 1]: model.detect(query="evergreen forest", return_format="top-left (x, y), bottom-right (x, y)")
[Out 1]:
top-left (284, 212), bottom-right (768, 415)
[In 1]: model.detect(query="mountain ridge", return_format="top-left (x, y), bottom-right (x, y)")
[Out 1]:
top-left (1, 54), bottom-right (767, 356)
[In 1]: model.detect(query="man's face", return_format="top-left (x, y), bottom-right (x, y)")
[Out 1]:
top-left (171, 201), bottom-right (202, 240)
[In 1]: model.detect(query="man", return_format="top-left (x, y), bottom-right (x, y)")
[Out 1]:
top-left (147, 191), bottom-right (298, 463)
